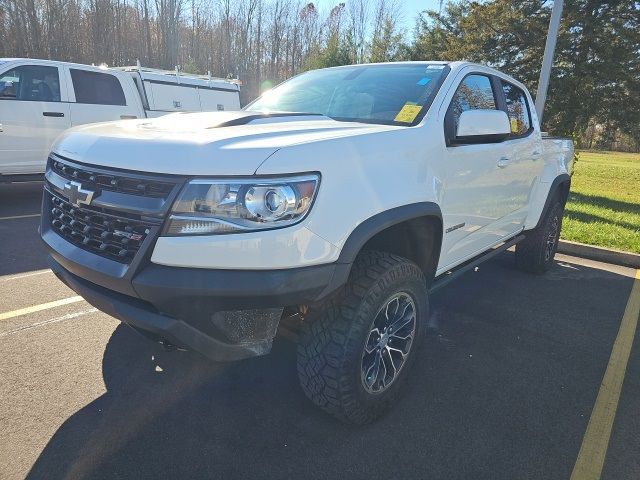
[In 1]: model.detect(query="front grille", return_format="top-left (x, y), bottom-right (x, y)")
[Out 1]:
top-left (51, 159), bottom-right (174, 198)
top-left (49, 193), bottom-right (153, 263)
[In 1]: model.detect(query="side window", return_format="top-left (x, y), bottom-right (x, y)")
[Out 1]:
top-left (0, 65), bottom-right (61, 102)
top-left (70, 69), bottom-right (126, 106)
top-left (501, 81), bottom-right (531, 136)
top-left (449, 74), bottom-right (496, 130)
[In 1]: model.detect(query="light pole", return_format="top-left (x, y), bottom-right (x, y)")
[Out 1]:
top-left (535, 0), bottom-right (564, 125)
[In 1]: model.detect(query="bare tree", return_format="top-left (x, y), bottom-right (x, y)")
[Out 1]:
top-left (369, 0), bottom-right (403, 62)
top-left (0, 0), bottom-right (406, 104)
top-left (348, 0), bottom-right (369, 63)
top-left (155, 0), bottom-right (183, 68)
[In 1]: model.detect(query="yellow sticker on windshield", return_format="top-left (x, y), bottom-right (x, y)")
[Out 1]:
top-left (394, 103), bottom-right (422, 123)
top-left (510, 118), bottom-right (519, 133)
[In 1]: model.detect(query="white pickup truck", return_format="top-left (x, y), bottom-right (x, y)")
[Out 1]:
top-left (40, 61), bottom-right (573, 424)
top-left (0, 58), bottom-right (240, 180)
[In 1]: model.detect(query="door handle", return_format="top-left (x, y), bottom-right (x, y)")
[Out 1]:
top-left (43, 111), bottom-right (64, 117)
top-left (120, 115), bottom-right (138, 119)
top-left (0, 123), bottom-right (3, 132)
top-left (497, 157), bottom-right (511, 168)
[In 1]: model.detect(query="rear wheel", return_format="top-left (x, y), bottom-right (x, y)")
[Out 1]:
top-left (297, 251), bottom-right (428, 424)
top-left (515, 200), bottom-right (564, 274)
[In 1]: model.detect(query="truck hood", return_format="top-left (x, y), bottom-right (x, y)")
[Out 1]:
top-left (52, 111), bottom-right (398, 176)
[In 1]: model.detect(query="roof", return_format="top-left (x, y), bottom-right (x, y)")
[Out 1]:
top-left (0, 58), bottom-right (130, 74)
top-left (0, 58), bottom-right (239, 90)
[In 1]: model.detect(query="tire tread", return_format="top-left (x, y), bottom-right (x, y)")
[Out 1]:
top-left (515, 201), bottom-right (563, 274)
top-left (297, 251), bottom-right (426, 424)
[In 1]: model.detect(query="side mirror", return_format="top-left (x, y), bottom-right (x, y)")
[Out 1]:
top-left (454, 109), bottom-right (511, 144)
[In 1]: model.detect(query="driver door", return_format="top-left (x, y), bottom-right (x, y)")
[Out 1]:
top-left (438, 72), bottom-right (523, 271)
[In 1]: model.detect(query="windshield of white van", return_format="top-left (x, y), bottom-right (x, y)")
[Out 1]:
top-left (246, 64), bottom-right (449, 126)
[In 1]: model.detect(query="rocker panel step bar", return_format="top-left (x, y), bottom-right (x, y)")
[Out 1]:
top-left (431, 235), bottom-right (525, 294)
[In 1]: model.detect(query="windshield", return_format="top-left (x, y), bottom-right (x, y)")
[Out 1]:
top-left (246, 63), bottom-right (449, 126)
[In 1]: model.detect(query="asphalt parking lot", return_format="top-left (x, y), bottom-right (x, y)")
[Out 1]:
top-left (1, 182), bottom-right (639, 480)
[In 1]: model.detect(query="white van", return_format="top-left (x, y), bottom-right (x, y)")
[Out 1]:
top-left (0, 58), bottom-right (241, 180)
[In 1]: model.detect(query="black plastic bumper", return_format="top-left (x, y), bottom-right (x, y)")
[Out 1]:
top-left (49, 259), bottom-right (264, 361)
top-left (47, 253), bottom-right (349, 362)
top-left (40, 170), bottom-right (351, 361)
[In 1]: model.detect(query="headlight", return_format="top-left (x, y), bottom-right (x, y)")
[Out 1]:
top-left (165, 174), bottom-right (319, 235)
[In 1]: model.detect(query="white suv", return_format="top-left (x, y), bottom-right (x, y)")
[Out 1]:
top-left (40, 61), bottom-right (574, 423)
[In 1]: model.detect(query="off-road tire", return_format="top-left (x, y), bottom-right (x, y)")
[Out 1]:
top-left (515, 200), bottom-right (564, 274)
top-left (297, 250), bottom-right (428, 424)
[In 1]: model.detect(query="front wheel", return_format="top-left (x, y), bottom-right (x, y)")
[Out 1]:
top-left (296, 251), bottom-right (428, 424)
top-left (515, 200), bottom-right (564, 274)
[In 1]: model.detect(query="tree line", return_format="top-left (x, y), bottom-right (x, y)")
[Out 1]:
top-left (1, 0), bottom-right (638, 151)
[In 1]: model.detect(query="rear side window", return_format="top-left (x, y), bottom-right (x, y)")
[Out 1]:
top-left (501, 81), bottom-right (531, 136)
top-left (70, 69), bottom-right (126, 106)
top-left (0, 65), bottom-right (61, 102)
top-left (449, 74), bottom-right (497, 130)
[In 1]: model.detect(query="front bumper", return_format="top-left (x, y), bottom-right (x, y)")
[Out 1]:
top-left (46, 245), bottom-right (348, 362)
top-left (41, 155), bottom-right (350, 361)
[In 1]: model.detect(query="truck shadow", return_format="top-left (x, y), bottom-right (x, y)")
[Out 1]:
top-left (25, 253), bottom-right (637, 480)
top-left (25, 324), bottom-right (369, 479)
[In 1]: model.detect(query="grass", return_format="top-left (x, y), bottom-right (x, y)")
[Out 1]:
top-left (561, 150), bottom-right (640, 254)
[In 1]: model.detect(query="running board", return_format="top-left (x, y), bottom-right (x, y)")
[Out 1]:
top-left (430, 235), bottom-right (525, 294)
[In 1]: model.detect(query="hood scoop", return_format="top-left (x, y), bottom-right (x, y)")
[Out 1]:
top-left (136, 110), bottom-right (326, 132)
top-left (209, 111), bottom-right (325, 128)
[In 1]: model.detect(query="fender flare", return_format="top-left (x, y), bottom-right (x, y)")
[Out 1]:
top-left (534, 173), bottom-right (571, 230)
top-left (337, 202), bottom-right (443, 264)
top-left (313, 202), bottom-right (443, 300)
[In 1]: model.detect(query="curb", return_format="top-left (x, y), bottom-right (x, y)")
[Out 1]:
top-left (558, 240), bottom-right (640, 269)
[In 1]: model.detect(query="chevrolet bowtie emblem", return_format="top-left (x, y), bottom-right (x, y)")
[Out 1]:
top-left (63, 181), bottom-right (95, 207)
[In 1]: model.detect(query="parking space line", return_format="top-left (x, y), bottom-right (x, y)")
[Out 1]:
top-left (0, 296), bottom-right (84, 321)
top-left (0, 308), bottom-right (97, 337)
top-left (1, 269), bottom-right (52, 282)
top-left (571, 269), bottom-right (640, 480)
top-left (0, 213), bottom-right (41, 221)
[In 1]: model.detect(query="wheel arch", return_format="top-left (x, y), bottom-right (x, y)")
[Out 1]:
top-left (533, 173), bottom-right (571, 230)
top-left (335, 202), bottom-right (443, 287)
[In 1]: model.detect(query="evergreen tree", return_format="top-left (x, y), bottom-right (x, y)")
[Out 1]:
top-left (411, 0), bottom-right (640, 145)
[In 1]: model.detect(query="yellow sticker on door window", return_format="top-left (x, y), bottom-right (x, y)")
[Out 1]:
top-left (394, 103), bottom-right (422, 123)
top-left (510, 118), bottom-right (519, 133)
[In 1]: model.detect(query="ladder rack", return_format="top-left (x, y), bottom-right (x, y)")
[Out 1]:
top-left (113, 61), bottom-right (240, 86)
